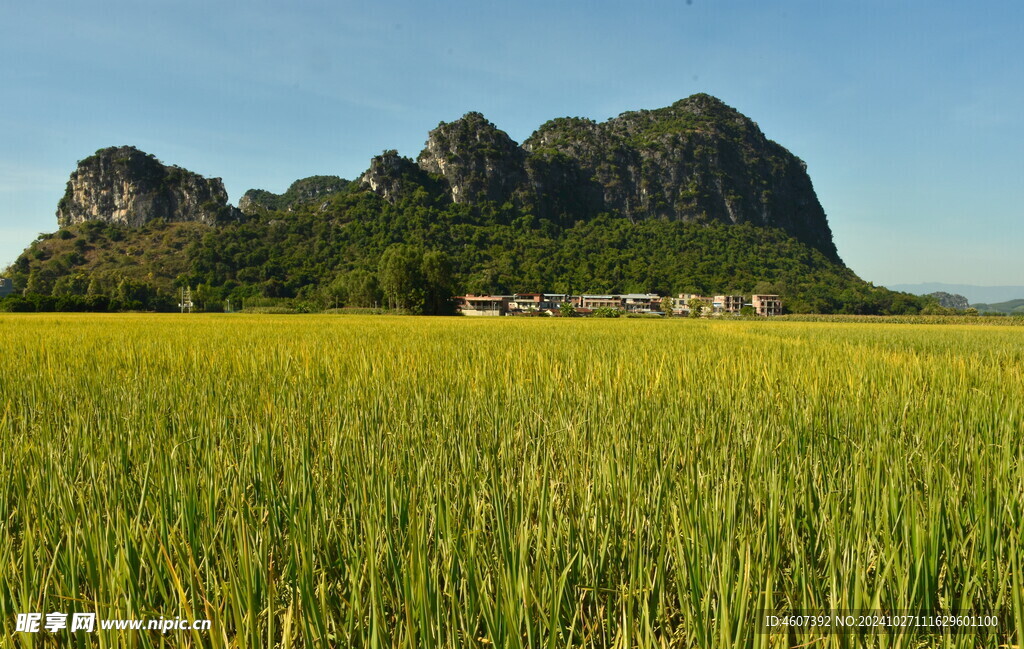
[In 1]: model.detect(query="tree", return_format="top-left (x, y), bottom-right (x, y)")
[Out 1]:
top-left (52, 273), bottom-right (89, 297)
top-left (26, 268), bottom-right (57, 295)
top-left (345, 270), bottom-right (381, 308)
top-left (86, 276), bottom-right (104, 297)
top-left (195, 283), bottom-right (215, 311)
top-left (688, 297), bottom-right (705, 318)
top-left (378, 244), bottom-right (425, 312)
top-left (660, 295), bottom-right (674, 316)
top-left (325, 274), bottom-right (348, 308)
top-left (421, 250), bottom-right (453, 315)
top-left (261, 278), bottom-right (286, 298)
top-left (113, 277), bottom-right (155, 309)
top-left (559, 301), bottom-right (576, 317)
top-left (592, 306), bottom-right (621, 318)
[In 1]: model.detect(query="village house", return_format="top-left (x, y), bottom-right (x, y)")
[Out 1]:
top-left (0, 278), bottom-right (12, 299)
top-left (580, 295), bottom-right (623, 310)
top-left (752, 294), bottom-right (782, 316)
top-left (676, 294), bottom-right (711, 316)
top-left (713, 295), bottom-right (745, 315)
top-left (454, 291), bottom-right (783, 317)
top-left (508, 293), bottom-right (544, 312)
top-left (507, 293), bottom-right (574, 313)
top-left (621, 293), bottom-right (662, 313)
top-left (453, 294), bottom-right (510, 316)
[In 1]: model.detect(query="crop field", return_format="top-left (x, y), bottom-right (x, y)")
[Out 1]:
top-left (1, 314), bottom-right (1022, 648)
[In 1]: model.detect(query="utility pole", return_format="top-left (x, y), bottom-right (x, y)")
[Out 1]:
top-left (179, 286), bottom-right (193, 313)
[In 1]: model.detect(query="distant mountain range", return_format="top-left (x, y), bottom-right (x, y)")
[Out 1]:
top-left (886, 283), bottom-right (1024, 304)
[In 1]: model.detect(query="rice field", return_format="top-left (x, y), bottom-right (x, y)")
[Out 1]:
top-left (1, 314), bottom-right (1022, 648)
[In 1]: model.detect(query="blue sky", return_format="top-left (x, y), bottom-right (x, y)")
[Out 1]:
top-left (1, 0), bottom-right (1021, 286)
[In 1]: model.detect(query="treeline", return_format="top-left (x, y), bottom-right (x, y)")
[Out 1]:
top-left (302, 244), bottom-right (454, 314)
top-left (4, 184), bottom-right (937, 315)
top-left (0, 275), bottom-right (179, 312)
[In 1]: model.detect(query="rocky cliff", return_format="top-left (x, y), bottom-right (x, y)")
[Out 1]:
top-left (357, 151), bottom-right (445, 204)
top-left (362, 94), bottom-right (839, 260)
top-left (523, 94), bottom-right (837, 258)
top-left (927, 291), bottom-right (970, 310)
top-left (56, 146), bottom-right (239, 227)
top-left (57, 97), bottom-right (840, 260)
top-left (416, 112), bottom-right (527, 205)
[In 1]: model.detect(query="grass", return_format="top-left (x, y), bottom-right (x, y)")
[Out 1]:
top-left (0, 314), bottom-right (1021, 648)
top-left (775, 314), bottom-right (1024, 326)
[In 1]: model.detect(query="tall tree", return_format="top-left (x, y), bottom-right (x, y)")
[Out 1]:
top-left (378, 244), bottom-right (425, 312)
top-left (421, 250), bottom-right (452, 315)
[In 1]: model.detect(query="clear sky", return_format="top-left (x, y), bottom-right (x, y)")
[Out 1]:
top-left (1, 0), bottom-right (1021, 286)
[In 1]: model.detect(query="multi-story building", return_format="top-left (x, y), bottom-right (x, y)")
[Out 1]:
top-left (509, 293), bottom-right (544, 312)
top-left (622, 293), bottom-right (663, 313)
top-left (581, 295), bottom-right (624, 310)
top-left (713, 295), bottom-right (745, 315)
top-left (454, 295), bottom-right (510, 316)
top-left (507, 293), bottom-right (575, 313)
top-left (543, 294), bottom-right (572, 309)
top-left (678, 293), bottom-right (709, 303)
top-left (677, 294), bottom-right (711, 316)
top-left (751, 294), bottom-right (782, 316)
top-left (0, 278), bottom-right (12, 299)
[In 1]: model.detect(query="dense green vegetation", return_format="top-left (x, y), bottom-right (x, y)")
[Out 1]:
top-left (3, 182), bottom-right (933, 315)
top-left (2, 315), bottom-right (1022, 647)
top-left (239, 175), bottom-right (350, 213)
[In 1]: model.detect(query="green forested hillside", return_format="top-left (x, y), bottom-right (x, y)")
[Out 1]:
top-left (4, 183), bottom-right (925, 314)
